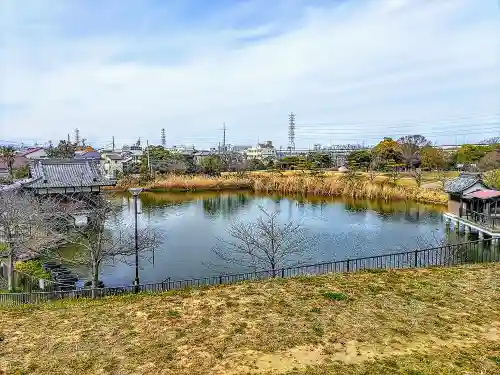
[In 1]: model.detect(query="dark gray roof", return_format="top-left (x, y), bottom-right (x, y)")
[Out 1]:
top-left (444, 173), bottom-right (482, 193)
top-left (23, 159), bottom-right (115, 189)
top-left (106, 153), bottom-right (123, 160)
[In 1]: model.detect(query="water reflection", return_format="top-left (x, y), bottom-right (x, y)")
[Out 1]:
top-left (64, 192), bottom-right (479, 286)
top-left (202, 193), bottom-right (250, 218)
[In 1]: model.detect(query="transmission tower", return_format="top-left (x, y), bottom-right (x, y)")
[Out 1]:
top-left (161, 128), bottom-right (166, 147)
top-left (288, 112), bottom-right (296, 152)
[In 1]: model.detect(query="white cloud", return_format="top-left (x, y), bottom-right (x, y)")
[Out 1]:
top-left (0, 0), bottom-right (499, 148)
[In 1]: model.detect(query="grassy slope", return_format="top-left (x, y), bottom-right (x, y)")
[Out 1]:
top-left (1, 264), bottom-right (499, 375)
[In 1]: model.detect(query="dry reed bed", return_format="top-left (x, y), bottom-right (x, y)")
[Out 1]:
top-left (1, 264), bottom-right (499, 375)
top-left (115, 174), bottom-right (448, 205)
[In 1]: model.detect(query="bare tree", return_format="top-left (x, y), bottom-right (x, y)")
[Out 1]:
top-left (213, 207), bottom-right (315, 276)
top-left (52, 194), bottom-right (161, 296)
top-left (0, 190), bottom-right (70, 291)
top-left (397, 135), bottom-right (430, 170)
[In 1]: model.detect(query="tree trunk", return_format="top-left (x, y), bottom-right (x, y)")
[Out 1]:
top-left (91, 260), bottom-right (99, 299)
top-left (7, 246), bottom-right (14, 292)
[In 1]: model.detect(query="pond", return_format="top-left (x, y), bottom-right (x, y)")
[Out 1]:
top-left (61, 192), bottom-right (473, 287)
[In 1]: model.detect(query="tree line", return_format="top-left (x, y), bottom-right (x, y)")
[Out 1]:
top-left (348, 135), bottom-right (500, 173)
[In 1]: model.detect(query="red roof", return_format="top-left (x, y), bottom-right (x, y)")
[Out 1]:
top-left (464, 190), bottom-right (500, 199)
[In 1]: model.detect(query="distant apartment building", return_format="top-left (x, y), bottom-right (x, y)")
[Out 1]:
top-left (245, 141), bottom-right (277, 161)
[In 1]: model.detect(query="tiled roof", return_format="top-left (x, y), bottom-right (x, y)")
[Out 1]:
top-left (23, 159), bottom-right (115, 189)
top-left (444, 173), bottom-right (482, 193)
top-left (105, 153), bottom-right (124, 160)
top-left (74, 151), bottom-right (101, 160)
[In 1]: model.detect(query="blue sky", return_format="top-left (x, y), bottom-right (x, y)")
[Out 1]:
top-left (1, 0), bottom-right (499, 149)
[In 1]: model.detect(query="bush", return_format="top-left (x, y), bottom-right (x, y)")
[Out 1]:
top-left (322, 291), bottom-right (348, 301)
top-left (483, 170), bottom-right (500, 190)
top-left (14, 260), bottom-right (51, 280)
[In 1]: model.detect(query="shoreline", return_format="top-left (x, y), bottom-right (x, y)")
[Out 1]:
top-left (109, 174), bottom-right (448, 205)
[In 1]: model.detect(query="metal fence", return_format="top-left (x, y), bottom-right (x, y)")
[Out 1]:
top-left (1, 240), bottom-right (499, 305)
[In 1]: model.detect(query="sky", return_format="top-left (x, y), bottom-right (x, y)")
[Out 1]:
top-left (1, 0), bottom-right (499, 149)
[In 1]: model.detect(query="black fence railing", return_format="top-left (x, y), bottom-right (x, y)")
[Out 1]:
top-left (462, 209), bottom-right (500, 230)
top-left (1, 240), bottom-right (499, 305)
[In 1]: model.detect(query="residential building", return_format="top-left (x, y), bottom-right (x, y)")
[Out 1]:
top-left (20, 147), bottom-right (47, 160)
top-left (245, 141), bottom-right (277, 161)
top-left (121, 145), bottom-right (143, 164)
top-left (101, 152), bottom-right (130, 179)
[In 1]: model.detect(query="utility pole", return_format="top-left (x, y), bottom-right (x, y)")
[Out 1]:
top-left (161, 128), bottom-right (166, 147)
top-left (112, 136), bottom-right (115, 152)
top-left (222, 122), bottom-right (227, 153)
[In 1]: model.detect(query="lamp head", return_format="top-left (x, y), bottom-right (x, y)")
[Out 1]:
top-left (128, 187), bottom-right (143, 196)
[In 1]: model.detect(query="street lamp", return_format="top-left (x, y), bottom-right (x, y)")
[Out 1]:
top-left (128, 187), bottom-right (143, 293)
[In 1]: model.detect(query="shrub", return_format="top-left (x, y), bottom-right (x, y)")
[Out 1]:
top-left (322, 291), bottom-right (347, 301)
top-left (14, 260), bottom-right (51, 280)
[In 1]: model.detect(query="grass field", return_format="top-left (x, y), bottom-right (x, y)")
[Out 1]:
top-left (1, 263), bottom-right (499, 375)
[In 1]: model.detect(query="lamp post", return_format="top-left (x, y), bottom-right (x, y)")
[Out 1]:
top-left (128, 187), bottom-right (143, 293)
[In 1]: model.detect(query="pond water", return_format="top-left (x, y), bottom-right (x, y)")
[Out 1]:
top-left (62, 192), bottom-right (473, 287)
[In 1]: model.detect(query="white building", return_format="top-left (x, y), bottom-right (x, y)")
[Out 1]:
top-left (101, 152), bottom-right (131, 179)
top-left (121, 145), bottom-right (143, 163)
top-left (245, 141), bottom-right (276, 161)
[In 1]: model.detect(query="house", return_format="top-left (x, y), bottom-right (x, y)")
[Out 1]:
top-left (121, 145), bottom-right (143, 164)
top-left (21, 159), bottom-right (115, 195)
top-left (20, 147), bottom-right (47, 160)
top-left (101, 152), bottom-right (130, 179)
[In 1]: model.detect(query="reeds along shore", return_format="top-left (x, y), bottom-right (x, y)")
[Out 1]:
top-left (113, 174), bottom-right (448, 205)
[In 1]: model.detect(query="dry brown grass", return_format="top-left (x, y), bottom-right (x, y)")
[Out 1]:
top-left (1, 264), bottom-right (499, 375)
top-left (114, 172), bottom-right (448, 205)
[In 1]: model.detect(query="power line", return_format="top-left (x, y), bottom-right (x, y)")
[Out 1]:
top-left (297, 112), bottom-right (500, 128)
